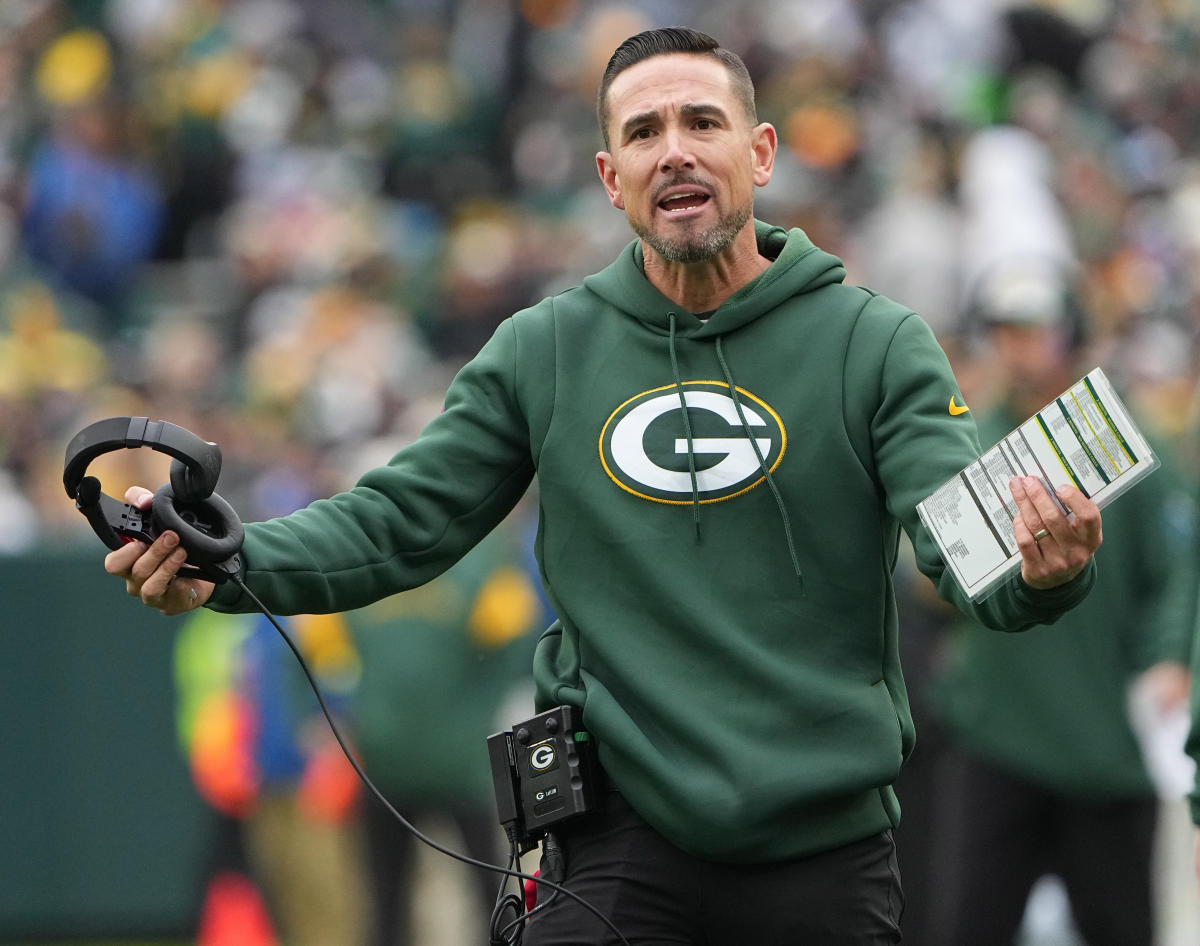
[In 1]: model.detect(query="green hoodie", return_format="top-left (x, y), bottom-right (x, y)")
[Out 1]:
top-left (210, 223), bottom-right (1094, 861)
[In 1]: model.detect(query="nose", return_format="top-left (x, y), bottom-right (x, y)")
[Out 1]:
top-left (659, 130), bottom-right (695, 174)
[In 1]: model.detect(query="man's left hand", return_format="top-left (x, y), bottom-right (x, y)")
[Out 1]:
top-left (1009, 476), bottom-right (1102, 589)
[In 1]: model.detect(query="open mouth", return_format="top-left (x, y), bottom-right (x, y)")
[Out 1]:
top-left (658, 192), bottom-right (710, 213)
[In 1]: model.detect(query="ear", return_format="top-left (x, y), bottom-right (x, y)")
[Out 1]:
top-left (750, 122), bottom-right (777, 188)
top-left (596, 151), bottom-right (625, 210)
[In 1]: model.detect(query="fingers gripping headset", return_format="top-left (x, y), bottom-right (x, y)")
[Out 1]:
top-left (63, 417), bottom-right (627, 946)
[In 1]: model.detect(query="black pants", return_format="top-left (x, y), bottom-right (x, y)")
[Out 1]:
top-left (522, 791), bottom-right (903, 946)
top-left (924, 749), bottom-right (1158, 946)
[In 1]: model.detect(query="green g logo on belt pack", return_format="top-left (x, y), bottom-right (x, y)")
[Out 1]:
top-left (600, 381), bottom-right (786, 504)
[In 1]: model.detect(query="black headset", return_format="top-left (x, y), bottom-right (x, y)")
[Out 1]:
top-left (62, 416), bottom-right (244, 583)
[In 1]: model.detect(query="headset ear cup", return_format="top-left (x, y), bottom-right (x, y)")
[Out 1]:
top-left (152, 483), bottom-right (245, 564)
top-left (169, 457), bottom-right (214, 503)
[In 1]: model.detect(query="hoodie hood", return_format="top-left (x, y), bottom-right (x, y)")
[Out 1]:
top-left (582, 220), bottom-right (847, 333)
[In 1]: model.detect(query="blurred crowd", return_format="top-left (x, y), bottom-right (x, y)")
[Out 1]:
top-left (4, 0), bottom-right (1200, 942)
top-left (2, 0), bottom-right (1200, 538)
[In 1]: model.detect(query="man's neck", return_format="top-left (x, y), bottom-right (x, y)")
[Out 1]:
top-left (641, 228), bottom-right (770, 314)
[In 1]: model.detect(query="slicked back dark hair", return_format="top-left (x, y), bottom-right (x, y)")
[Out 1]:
top-left (597, 27), bottom-right (758, 149)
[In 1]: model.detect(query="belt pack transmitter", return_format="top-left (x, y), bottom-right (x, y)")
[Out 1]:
top-left (487, 705), bottom-right (602, 852)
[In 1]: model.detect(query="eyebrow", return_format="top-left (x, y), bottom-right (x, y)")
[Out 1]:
top-left (619, 102), bottom-right (731, 141)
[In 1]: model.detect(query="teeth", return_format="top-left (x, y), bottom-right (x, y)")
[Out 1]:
top-left (661, 192), bottom-right (706, 211)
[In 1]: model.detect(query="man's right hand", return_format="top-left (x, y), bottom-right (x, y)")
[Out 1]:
top-left (104, 486), bottom-right (215, 615)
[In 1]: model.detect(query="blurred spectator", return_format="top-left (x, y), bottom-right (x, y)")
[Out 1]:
top-left (18, 29), bottom-right (164, 333)
top-left (920, 288), bottom-right (1196, 946)
top-left (174, 605), bottom-right (367, 946)
top-left (345, 514), bottom-right (545, 946)
top-left (417, 201), bottom-right (547, 362)
top-left (848, 123), bottom-right (962, 336)
top-left (0, 278), bottom-right (107, 407)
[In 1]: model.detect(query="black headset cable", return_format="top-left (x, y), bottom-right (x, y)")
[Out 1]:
top-left (231, 575), bottom-right (630, 946)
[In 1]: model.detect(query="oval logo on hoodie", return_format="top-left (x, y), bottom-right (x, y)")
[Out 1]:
top-left (599, 382), bottom-right (786, 503)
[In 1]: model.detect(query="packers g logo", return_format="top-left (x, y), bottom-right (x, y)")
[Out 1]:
top-left (599, 381), bottom-right (786, 504)
top-left (528, 741), bottom-right (558, 775)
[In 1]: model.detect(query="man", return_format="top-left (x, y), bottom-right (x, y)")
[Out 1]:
top-left (919, 283), bottom-right (1192, 946)
top-left (106, 28), bottom-right (1102, 944)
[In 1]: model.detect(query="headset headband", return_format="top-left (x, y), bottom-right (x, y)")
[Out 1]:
top-left (63, 416), bottom-right (222, 503)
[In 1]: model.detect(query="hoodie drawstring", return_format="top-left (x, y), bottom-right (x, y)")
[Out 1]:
top-left (667, 314), bottom-right (804, 591)
top-left (668, 312), bottom-right (703, 541)
top-left (715, 337), bottom-right (805, 590)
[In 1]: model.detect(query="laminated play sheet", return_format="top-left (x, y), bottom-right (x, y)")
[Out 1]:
top-left (917, 368), bottom-right (1158, 600)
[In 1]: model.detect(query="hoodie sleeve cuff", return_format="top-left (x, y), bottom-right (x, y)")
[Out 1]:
top-left (1010, 557), bottom-right (1097, 621)
top-left (205, 572), bottom-right (249, 612)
